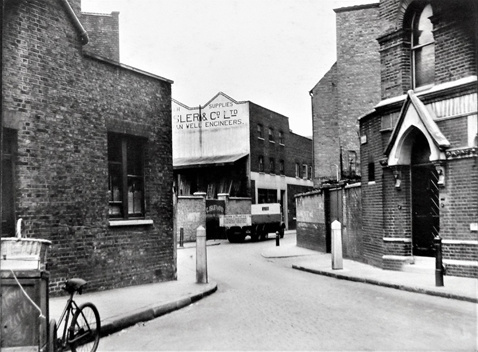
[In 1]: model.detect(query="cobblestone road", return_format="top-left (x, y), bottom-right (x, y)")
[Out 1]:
top-left (98, 234), bottom-right (477, 351)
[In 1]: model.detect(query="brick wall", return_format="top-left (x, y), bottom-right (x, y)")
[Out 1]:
top-left (432, 2), bottom-right (477, 85)
top-left (357, 0), bottom-right (478, 279)
top-left (435, 118), bottom-right (469, 148)
top-left (311, 64), bottom-right (338, 186)
top-left (286, 132), bottom-right (313, 179)
top-left (440, 157), bottom-right (478, 242)
top-left (296, 184), bottom-right (364, 260)
top-left (378, 0), bottom-right (477, 99)
top-left (249, 102), bottom-right (290, 175)
top-left (82, 11), bottom-right (120, 62)
top-left (359, 113), bottom-right (384, 268)
top-left (335, 4), bottom-right (382, 171)
top-left (177, 196), bottom-right (206, 243)
top-left (3, 0), bottom-right (174, 293)
top-left (248, 102), bottom-right (313, 229)
top-left (249, 101), bottom-right (313, 179)
top-left (295, 191), bottom-right (326, 251)
top-left (312, 4), bottom-right (382, 187)
top-left (382, 165), bottom-right (411, 240)
top-left (287, 184), bottom-right (313, 230)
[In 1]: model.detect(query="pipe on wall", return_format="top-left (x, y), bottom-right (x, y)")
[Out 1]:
top-left (59, 0), bottom-right (89, 45)
top-left (1, 0), bottom-right (4, 240)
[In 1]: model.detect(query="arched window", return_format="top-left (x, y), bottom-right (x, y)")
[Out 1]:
top-left (411, 4), bottom-right (435, 88)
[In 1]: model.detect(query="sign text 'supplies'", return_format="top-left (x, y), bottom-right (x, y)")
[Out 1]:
top-left (173, 102), bottom-right (243, 130)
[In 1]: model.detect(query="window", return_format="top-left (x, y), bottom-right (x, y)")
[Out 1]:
top-left (257, 124), bottom-right (263, 139)
top-left (302, 164), bottom-right (308, 179)
top-left (258, 156), bottom-right (264, 172)
top-left (258, 188), bottom-right (278, 204)
top-left (268, 128), bottom-right (274, 142)
top-left (346, 151), bottom-right (357, 177)
top-left (278, 131), bottom-right (284, 145)
top-left (108, 133), bottom-right (145, 219)
top-left (308, 166), bottom-right (312, 180)
top-left (411, 4), bottom-right (435, 88)
top-left (279, 160), bottom-right (285, 175)
top-left (2, 129), bottom-right (16, 236)
top-left (295, 163), bottom-right (300, 178)
top-left (368, 156), bottom-right (375, 183)
top-left (269, 158), bottom-right (275, 174)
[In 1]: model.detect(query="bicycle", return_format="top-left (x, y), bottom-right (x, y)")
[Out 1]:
top-left (49, 278), bottom-right (101, 352)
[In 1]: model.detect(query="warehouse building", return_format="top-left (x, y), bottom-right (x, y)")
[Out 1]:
top-left (172, 92), bottom-right (313, 232)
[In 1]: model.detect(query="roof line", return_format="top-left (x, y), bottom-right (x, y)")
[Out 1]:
top-left (84, 52), bottom-right (174, 84)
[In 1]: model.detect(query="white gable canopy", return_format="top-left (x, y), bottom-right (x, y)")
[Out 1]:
top-left (384, 90), bottom-right (450, 166)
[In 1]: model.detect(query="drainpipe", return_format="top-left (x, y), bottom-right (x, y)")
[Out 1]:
top-left (1, 0), bottom-right (4, 241)
top-left (1, 0), bottom-right (4, 347)
top-left (59, 0), bottom-right (89, 45)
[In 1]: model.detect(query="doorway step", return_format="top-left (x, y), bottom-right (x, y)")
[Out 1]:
top-left (402, 256), bottom-right (435, 275)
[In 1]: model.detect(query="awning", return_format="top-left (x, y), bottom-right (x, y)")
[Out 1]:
top-left (173, 152), bottom-right (249, 169)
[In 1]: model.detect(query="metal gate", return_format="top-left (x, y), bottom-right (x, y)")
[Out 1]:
top-left (206, 199), bottom-right (226, 240)
top-left (325, 187), bottom-right (343, 253)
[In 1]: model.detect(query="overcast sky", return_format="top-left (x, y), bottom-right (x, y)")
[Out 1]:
top-left (81, 0), bottom-right (378, 137)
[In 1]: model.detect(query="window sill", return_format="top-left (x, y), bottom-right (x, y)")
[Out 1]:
top-left (269, 140), bottom-right (275, 144)
top-left (258, 137), bottom-right (264, 141)
top-left (413, 83), bottom-right (434, 93)
top-left (368, 181), bottom-right (376, 185)
top-left (109, 219), bottom-right (154, 227)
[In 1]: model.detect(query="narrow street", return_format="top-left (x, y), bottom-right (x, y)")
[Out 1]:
top-left (98, 234), bottom-right (477, 351)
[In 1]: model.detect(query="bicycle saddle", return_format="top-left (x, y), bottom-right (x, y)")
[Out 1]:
top-left (63, 278), bottom-right (88, 295)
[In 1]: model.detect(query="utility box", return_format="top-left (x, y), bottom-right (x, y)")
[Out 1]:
top-left (1, 270), bottom-right (50, 351)
top-left (1, 226), bottom-right (51, 352)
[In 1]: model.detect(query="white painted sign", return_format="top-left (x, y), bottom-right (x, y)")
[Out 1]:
top-left (172, 92), bottom-right (250, 164)
top-left (219, 214), bottom-right (251, 227)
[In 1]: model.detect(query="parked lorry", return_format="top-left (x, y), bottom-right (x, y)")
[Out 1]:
top-left (220, 203), bottom-right (285, 243)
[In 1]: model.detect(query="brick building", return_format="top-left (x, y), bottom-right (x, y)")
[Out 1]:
top-left (310, 3), bottom-right (382, 187)
top-left (172, 92), bottom-right (313, 231)
top-left (81, 10), bottom-right (120, 62)
top-left (359, 0), bottom-right (477, 278)
top-left (306, 0), bottom-right (477, 279)
top-left (300, 4), bottom-right (382, 258)
top-left (1, 0), bottom-right (176, 293)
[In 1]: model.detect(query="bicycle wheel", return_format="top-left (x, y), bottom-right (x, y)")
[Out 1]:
top-left (69, 302), bottom-right (101, 352)
top-left (49, 319), bottom-right (57, 352)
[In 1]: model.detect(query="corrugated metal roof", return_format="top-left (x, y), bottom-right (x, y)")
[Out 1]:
top-left (173, 152), bottom-right (249, 169)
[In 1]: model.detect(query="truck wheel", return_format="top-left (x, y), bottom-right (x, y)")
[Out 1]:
top-left (250, 226), bottom-right (258, 242)
top-left (238, 229), bottom-right (247, 243)
top-left (227, 230), bottom-right (236, 243)
top-left (256, 229), bottom-right (264, 241)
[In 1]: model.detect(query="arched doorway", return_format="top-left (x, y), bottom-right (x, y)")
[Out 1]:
top-left (411, 132), bottom-right (439, 256)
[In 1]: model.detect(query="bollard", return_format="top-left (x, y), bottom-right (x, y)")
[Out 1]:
top-left (331, 220), bottom-right (343, 270)
top-left (276, 231), bottom-right (280, 246)
top-left (179, 227), bottom-right (184, 247)
top-left (196, 226), bottom-right (208, 284)
top-left (434, 235), bottom-right (444, 287)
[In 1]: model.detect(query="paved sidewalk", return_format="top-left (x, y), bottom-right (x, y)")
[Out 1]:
top-left (262, 242), bottom-right (478, 303)
top-left (49, 247), bottom-right (217, 338)
top-left (48, 235), bottom-right (476, 342)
